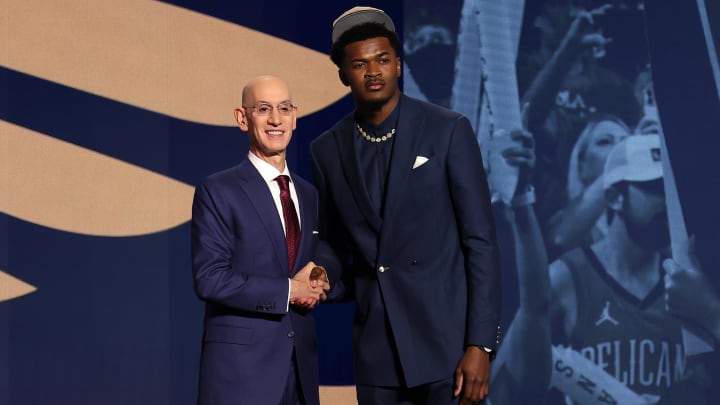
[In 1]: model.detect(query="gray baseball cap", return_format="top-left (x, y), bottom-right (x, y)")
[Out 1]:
top-left (332, 6), bottom-right (395, 44)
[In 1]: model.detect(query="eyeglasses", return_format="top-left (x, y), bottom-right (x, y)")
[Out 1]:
top-left (243, 102), bottom-right (296, 116)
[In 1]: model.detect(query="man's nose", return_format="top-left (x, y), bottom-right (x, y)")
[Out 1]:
top-left (267, 107), bottom-right (282, 123)
top-left (364, 63), bottom-right (381, 77)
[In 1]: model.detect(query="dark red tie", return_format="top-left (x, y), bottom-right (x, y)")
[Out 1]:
top-left (275, 175), bottom-right (300, 273)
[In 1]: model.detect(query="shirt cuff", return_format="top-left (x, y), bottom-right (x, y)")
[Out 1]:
top-left (286, 278), bottom-right (291, 312)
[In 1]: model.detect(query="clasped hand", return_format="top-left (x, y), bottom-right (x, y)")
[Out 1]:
top-left (289, 261), bottom-right (330, 310)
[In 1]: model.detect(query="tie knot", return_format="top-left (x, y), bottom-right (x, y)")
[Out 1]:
top-left (275, 175), bottom-right (290, 192)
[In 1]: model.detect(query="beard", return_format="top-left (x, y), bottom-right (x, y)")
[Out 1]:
top-left (359, 91), bottom-right (394, 112)
top-left (623, 210), bottom-right (671, 252)
top-left (364, 98), bottom-right (390, 111)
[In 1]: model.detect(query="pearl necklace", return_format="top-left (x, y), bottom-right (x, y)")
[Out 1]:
top-left (356, 123), bottom-right (396, 143)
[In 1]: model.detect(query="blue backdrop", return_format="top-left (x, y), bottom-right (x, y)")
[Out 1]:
top-left (1, 1), bottom-right (718, 404)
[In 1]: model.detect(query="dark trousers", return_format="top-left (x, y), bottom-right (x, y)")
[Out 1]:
top-left (279, 351), bottom-right (306, 405)
top-left (356, 377), bottom-right (460, 405)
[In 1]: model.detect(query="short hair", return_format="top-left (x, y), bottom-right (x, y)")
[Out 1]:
top-left (330, 22), bottom-right (401, 68)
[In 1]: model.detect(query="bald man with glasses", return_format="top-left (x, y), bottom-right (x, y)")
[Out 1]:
top-left (191, 75), bottom-right (336, 405)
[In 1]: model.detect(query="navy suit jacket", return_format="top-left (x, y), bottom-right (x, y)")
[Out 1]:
top-left (310, 95), bottom-right (502, 387)
top-left (191, 160), bottom-right (324, 405)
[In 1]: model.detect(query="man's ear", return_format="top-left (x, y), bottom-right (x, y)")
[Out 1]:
top-left (234, 108), bottom-right (248, 131)
top-left (338, 69), bottom-right (349, 86)
top-left (396, 56), bottom-right (402, 77)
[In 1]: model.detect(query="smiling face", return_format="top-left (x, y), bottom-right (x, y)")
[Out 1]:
top-left (339, 36), bottom-right (401, 115)
top-left (235, 76), bottom-right (297, 168)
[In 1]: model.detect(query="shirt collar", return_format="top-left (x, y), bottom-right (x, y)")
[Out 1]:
top-left (247, 151), bottom-right (291, 184)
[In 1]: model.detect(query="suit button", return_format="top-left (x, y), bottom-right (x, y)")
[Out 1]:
top-left (378, 266), bottom-right (389, 273)
top-left (287, 331), bottom-right (295, 338)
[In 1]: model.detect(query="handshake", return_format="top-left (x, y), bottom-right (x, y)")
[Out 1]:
top-left (289, 262), bottom-right (331, 310)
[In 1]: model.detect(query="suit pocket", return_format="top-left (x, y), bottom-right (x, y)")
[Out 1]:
top-left (408, 156), bottom-right (446, 204)
top-left (204, 324), bottom-right (254, 345)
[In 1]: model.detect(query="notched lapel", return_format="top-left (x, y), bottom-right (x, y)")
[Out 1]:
top-left (383, 97), bottom-right (424, 222)
top-left (237, 162), bottom-right (289, 274)
top-left (334, 117), bottom-right (382, 232)
top-left (292, 179), bottom-right (315, 275)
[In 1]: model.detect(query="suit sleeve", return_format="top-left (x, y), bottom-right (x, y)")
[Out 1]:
top-left (447, 116), bottom-right (502, 350)
top-left (191, 181), bottom-right (290, 315)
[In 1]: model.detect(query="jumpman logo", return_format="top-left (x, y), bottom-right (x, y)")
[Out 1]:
top-left (595, 301), bottom-right (619, 326)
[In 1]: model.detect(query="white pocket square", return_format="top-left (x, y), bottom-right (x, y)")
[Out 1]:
top-left (412, 156), bottom-right (429, 169)
top-left (312, 230), bottom-right (319, 235)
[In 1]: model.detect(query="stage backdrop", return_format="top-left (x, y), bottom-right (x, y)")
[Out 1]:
top-left (1, 1), bottom-right (718, 404)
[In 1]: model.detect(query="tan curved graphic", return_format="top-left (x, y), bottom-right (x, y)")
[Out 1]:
top-left (0, 269), bottom-right (37, 302)
top-left (0, 121), bottom-right (194, 236)
top-left (1, 0), bottom-right (348, 126)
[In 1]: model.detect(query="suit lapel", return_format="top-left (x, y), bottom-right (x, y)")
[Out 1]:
top-left (334, 114), bottom-right (382, 232)
top-left (293, 178), bottom-right (312, 276)
top-left (236, 161), bottom-right (289, 275)
top-left (382, 96), bottom-right (424, 231)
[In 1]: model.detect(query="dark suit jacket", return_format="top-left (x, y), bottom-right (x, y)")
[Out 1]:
top-left (191, 160), bottom-right (324, 405)
top-left (310, 95), bottom-right (502, 388)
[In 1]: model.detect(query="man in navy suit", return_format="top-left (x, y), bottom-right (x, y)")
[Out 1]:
top-left (192, 75), bottom-right (332, 405)
top-left (310, 7), bottom-right (502, 405)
